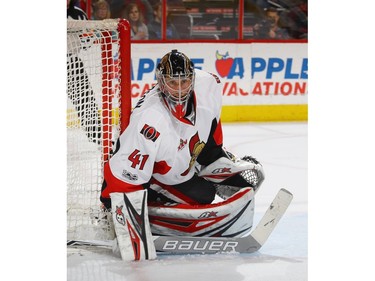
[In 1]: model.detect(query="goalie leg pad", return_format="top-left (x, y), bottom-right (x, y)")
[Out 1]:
top-left (110, 190), bottom-right (156, 261)
top-left (148, 187), bottom-right (255, 237)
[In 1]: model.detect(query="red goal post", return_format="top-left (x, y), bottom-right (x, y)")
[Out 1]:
top-left (67, 19), bottom-right (131, 241)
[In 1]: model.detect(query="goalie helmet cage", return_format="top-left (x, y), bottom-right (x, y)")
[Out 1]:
top-left (67, 19), bottom-right (131, 241)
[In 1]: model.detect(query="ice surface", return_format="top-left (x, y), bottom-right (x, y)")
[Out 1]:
top-left (67, 122), bottom-right (308, 281)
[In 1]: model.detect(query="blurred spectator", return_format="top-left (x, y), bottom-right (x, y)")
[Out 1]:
top-left (92, 0), bottom-right (112, 20)
top-left (283, 0), bottom-right (307, 39)
top-left (110, 0), bottom-right (153, 23)
top-left (246, 0), bottom-right (271, 10)
top-left (147, 2), bottom-right (180, 39)
top-left (254, 7), bottom-right (289, 39)
top-left (122, 3), bottom-right (149, 40)
top-left (67, 0), bottom-right (88, 20)
top-left (252, 0), bottom-right (308, 39)
top-left (244, 0), bottom-right (265, 16)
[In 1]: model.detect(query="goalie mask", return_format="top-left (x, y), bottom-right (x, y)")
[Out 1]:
top-left (156, 49), bottom-right (195, 119)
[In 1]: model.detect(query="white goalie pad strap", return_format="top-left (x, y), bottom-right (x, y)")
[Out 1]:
top-left (148, 187), bottom-right (255, 237)
top-left (110, 190), bottom-right (156, 261)
top-left (198, 156), bottom-right (261, 183)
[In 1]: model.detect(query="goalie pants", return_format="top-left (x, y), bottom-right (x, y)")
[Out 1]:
top-left (147, 174), bottom-right (216, 205)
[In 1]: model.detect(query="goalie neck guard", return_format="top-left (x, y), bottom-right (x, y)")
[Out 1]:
top-left (156, 49), bottom-right (195, 119)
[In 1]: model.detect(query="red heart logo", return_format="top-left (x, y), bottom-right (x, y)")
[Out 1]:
top-left (215, 58), bottom-right (234, 77)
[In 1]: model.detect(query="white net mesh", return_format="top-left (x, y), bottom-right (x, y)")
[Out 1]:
top-left (67, 19), bottom-right (129, 241)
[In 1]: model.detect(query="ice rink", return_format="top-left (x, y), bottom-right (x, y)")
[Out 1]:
top-left (67, 121), bottom-right (308, 281)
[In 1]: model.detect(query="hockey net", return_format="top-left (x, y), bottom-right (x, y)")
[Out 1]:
top-left (67, 19), bottom-right (131, 241)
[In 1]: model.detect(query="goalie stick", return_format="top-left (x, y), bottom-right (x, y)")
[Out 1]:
top-left (67, 188), bottom-right (293, 254)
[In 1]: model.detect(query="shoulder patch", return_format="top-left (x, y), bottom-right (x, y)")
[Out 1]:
top-left (140, 124), bottom-right (160, 142)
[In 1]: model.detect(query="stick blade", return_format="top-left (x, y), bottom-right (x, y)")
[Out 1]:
top-left (250, 188), bottom-right (293, 246)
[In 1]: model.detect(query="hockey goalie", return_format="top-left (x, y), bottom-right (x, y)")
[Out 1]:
top-left (100, 50), bottom-right (265, 261)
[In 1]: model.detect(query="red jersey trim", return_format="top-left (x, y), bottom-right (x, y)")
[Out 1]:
top-left (213, 119), bottom-right (223, 145)
top-left (153, 160), bottom-right (172, 175)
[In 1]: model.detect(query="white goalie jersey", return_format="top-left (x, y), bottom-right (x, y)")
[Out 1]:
top-left (101, 69), bottom-right (224, 200)
top-left (97, 50), bottom-right (265, 262)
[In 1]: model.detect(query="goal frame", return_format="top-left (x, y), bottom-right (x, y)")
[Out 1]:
top-left (102, 19), bottom-right (131, 159)
top-left (67, 18), bottom-right (131, 241)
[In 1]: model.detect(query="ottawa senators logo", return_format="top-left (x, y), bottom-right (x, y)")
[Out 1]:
top-left (181, 132), bottom-right (205, 176)
top-left (140, 124), bottom-right (160, 142)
